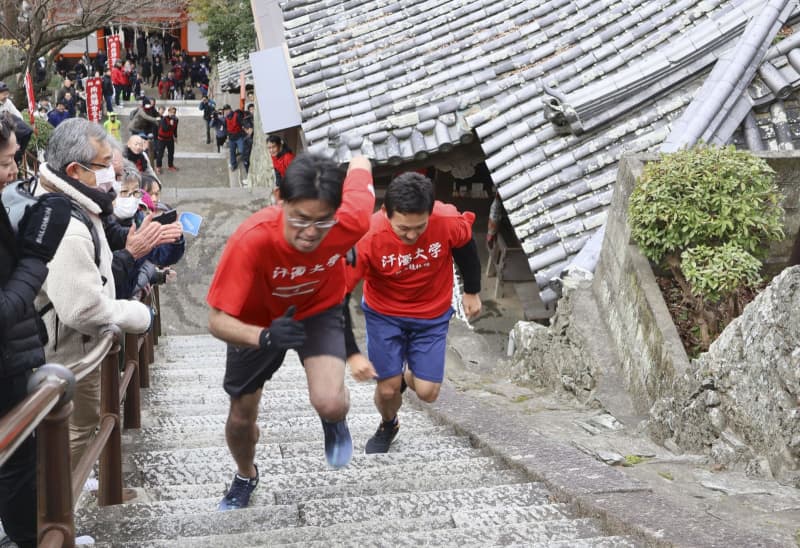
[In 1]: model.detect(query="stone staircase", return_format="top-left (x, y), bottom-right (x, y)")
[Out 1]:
top-left (75, 334), bottom-right (640, 547)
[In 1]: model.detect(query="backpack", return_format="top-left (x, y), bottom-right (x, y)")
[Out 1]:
top-left (2, 178), bottom-right (102, 348)
top-left (225, 110), bottom-right (242, 135)
top-left (1, 178), bottom-right (101, 267)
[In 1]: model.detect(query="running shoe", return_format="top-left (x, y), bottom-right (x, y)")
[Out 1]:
top-left (365, 417), bottom-right (400, 454)
top-left (217, 465), bottom-right (259, 511)
top-left (321, 418), bottom-right (353, 469)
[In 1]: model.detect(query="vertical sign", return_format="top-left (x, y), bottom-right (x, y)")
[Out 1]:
top-left (23, 69), bottom-right (35, 125)
top-left (108, 34), bottom-right (121, 67)
top-left (239, 71), bottom-right (246, 110)
top-left (85, 77), bottom-right (103, 123)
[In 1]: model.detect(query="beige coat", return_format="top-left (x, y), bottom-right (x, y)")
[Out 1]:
top-left (33, 166), bottom-right (151, 368)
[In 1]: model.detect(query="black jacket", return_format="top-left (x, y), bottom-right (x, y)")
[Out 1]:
top-left (0, 209), bottom-right (47, 379)
top-left (103, 215), bottom-right (135, 299)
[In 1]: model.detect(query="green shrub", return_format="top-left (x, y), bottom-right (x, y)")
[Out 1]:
top-left (20, 111), bottom-right (54, 151)
top-left (681, 243), bottom-right (762, 303)
top-left (629, 145), bottom-right (784, 350)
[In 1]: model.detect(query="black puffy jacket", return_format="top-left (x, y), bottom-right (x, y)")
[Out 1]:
top-left (0, 208), bottom-right (48, 379)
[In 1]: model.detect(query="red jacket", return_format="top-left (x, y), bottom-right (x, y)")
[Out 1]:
top-left (111, 66), bottom-right (126, 86)
top-left (271, 151), bottom-right (294, 178)
top-left (157, 116), bottom-right (178, 141)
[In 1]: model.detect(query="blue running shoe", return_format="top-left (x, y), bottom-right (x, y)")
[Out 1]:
top-left (217, 465), bottom-right (259, 511)
top-left (321, 418), bottom-right (353, 469)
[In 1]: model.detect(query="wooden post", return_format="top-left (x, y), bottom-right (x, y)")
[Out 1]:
top-left (37, 401), bottom-right (76, 548)
top-left (98, 353), bottom-right (122, 506)
top-left (123, 332), bottom-right (141, 430)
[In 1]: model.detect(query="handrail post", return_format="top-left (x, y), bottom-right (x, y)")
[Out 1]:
top-left (140, 293), bottom-right (153, 388)
top-left (123, 332), bottom-right (141, 430)
top-left (139, 332), bottom-right (151, 389)
top-left (152, 285), bottom-right (162, 342)
top-left (98, 352), bottom-right (122, 506)
top-left (37, 400), bottom-right (76, 548)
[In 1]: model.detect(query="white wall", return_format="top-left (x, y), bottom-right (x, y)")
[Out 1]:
top-left (61, 32), bottom-right (99, 55)
top-left (187, 21), bottom-right (208, 53)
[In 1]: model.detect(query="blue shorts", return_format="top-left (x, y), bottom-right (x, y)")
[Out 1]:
top-left (361, 300), bottom-right (453, 383)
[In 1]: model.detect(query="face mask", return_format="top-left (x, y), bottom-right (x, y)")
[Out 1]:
top-left (113, 196), bottom-right (139, 220)
top-left (93, 165), bottom-right (116, 193)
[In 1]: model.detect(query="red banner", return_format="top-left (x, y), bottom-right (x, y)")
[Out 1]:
top-left (108, 34), bottom-right (121, 67)
top-left (85, 77), bottom-right (103, 124)
top-left (23, 70), bottom-right (35, 125)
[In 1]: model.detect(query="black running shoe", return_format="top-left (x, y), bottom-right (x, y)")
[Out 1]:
top-left (365, 418), bottom-right (400, 454)
top-left (217, 465), bottom-right (259, 511)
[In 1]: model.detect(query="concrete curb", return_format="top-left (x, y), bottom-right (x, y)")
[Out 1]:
top-left (420, 382), bottom-right (785, 548)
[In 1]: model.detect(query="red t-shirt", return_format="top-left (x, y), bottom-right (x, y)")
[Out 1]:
top-left (207, 168), bottom-right (375, 326)
top-left (351, 202), bottom-right (475, 319)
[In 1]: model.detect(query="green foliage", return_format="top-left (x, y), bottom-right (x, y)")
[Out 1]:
top-left (629, 145), bottom-right (784, 264)
top-left (20, 111), bottom-right (53, 151)
top-left (629, 145), bottom-right (785, 350)
top-left (681, 243), bottom-right (762, 303)
top-left (194, 0), bottom-right (256, 62)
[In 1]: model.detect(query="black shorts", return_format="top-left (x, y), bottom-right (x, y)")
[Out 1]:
top-left (223, 304), bottom-right (345, 398)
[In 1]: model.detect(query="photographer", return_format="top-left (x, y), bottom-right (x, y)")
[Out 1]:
top-left (0, 115), bottom-right (72, 548)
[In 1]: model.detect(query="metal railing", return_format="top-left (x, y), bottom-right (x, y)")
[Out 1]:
top-left (0, 290), bottom-right (158, 548)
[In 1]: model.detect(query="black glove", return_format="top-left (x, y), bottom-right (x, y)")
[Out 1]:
top-left (18, 193), bottom-right (72, 262)
top-left (259, 305), bottom-right (306, 350)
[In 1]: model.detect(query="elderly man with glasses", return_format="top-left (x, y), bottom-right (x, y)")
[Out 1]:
top-left (207, 153), bottom-right (375, 511)
top-left (32, 118), bottom-right (152, 468)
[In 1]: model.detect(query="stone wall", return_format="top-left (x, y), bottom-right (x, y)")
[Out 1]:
top-left (647, 266), bottom-right (800, 483)
top-left (592, 152), bottom-right (800, 415)
top-left (759, 152), bottom-right (800, 270)
top-left (591, 155), bottom-right (691, 414)
top-left (247, 99), bottom-right (277, 191)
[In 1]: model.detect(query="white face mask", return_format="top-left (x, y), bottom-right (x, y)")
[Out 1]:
top-left (93, 165), bottom-right (117, 193)
top-left (113, 196), bottom-right (139, 220)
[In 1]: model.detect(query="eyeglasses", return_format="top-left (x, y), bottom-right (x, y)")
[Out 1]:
top-left (120, 189), bottom-right (143, 198)
top-left (78, 162), bottom-right (112, 171)
top-left (286, 216), bottom-right (338, 229)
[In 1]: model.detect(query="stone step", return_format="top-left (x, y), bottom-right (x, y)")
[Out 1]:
top-left (122, 416), bottom-right (455, 452)
top-left (128, 456), bottom-right (519, 503)
top-left (517, 535), bottom-right (645, 548)
top-left (77, 502), bottom-right (298, 544)
top-left (87, 505), bottom-right (603, 548)
top-left (283, 518), bottom-right (611, 548)
top-left (99, 513), bottom-right (518, 547)
top-left (141, 384), bottom-right (378, 406)
top-left (297, 482), bottom-right (550, 527)
top-left (127, 433), bottom-right (473, 472)
top-left (145, 368), bottom-right (367, 387)
top-left (129, 447), bottom-right (490, 487)
top-left (140, 404), bottom-right (382, 425)
top-left (84, 467), bottom-right (528, 519)
top-left (135, 409), bottom-right (436, 430)
top-left (79, 483), bottom-right (548, 544)
top-left (125, 413), bottom-right (438, 450)
top-left (89, 534), bottom-right (640, 548)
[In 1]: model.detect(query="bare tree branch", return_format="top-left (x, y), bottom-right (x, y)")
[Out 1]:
top-left (0, 0), bottom-right (187, 82)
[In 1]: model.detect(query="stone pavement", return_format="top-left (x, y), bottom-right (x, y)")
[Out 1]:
top-left (116, 100), bottom-right (799, 546)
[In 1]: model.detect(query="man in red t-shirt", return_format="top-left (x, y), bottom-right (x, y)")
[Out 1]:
top-left (347, 172), bottom-right (482, 453)
top-left (207, 154), bottom-right (374, 510)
